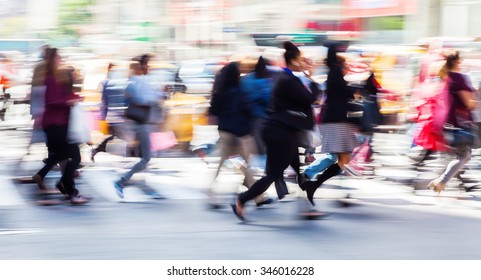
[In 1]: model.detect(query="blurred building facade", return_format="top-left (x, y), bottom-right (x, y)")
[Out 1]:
top-left (0, 0), bottom-right (480, 54)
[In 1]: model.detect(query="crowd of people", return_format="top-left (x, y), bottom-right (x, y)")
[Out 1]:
top-left (26, 41), bottom-right (480, 221)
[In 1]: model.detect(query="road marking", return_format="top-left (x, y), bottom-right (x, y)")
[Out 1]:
top-left (0, 229), bottom-right (41, 235)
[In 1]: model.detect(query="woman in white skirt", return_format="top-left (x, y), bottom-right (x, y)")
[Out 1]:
top-left (301, 43), bottom-right (359, 206)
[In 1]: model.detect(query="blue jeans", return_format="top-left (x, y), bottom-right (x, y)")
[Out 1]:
top-left (303, 153), bottom-right (338, 179)
top-left (122, 123), bottom-right (151, 182)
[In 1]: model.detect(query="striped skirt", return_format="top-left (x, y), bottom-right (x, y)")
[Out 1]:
top-left (320, 122), bottom-right (359, 153)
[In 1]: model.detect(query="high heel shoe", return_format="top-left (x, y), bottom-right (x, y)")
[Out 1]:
top-left (297, 173), bottom-right (308, 187)
top-left (231, 198), bottom-right (245, 221)
top-left (301, 181), bottom-right (317, 206)
top-left (427, 180), bottom-right (446, 194)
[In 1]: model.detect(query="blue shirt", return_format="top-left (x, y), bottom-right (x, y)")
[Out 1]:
top-left (125, 75), bottom-right (161, 106)
top-left (240, 73), bottom-right (274, 119)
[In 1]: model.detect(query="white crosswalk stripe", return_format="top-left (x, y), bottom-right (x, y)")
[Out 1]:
top-left (0, 175), bottom-right (27, 206)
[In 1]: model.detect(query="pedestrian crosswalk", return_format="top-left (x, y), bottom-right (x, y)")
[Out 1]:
top-left (5, 153), bottom-right (481, 220)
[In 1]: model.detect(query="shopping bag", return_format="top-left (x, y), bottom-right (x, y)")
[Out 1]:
top-left (150, 131), bottom-right (178, 151)
top-left (67, 104), bottom-right (91, 144)
top-left (30, 85), bottom-right (46, 118)
top-left (298, 124), bottom-right (321, 149)
top-left (99, 120), bottom-right (109, 135)
top-left (88, 110), bottom-right (101, 131)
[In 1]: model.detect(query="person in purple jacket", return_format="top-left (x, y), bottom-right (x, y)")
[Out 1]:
top-left (427, 51), bottom-right (477, 193)
top-left (34, 48), bottom-right (91, 205)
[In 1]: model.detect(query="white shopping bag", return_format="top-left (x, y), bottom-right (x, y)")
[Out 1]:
top-left (67, 104), bottom-right (91, 144)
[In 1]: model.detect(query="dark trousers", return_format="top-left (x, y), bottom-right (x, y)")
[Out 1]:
top-left (239, 121), bottom-right (301, 204)
top-left (254, 117), bottom-right (290, 198)
top-left (37, 125), bottom-right (80, 196)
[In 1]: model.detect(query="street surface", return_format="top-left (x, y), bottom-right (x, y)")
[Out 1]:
top-left (2, 121), bottom-right (481, 260)
top-left (0, 98), bottom-right (481, 260)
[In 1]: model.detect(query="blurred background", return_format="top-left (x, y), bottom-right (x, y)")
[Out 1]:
top-left (2, 0), bottom-right (481, 141)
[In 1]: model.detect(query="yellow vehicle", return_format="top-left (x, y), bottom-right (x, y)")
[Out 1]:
top-left (162, 92), bottom-right (210, 143)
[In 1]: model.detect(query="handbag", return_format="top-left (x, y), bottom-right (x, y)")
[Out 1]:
top-left (298, 124), bottom-right (322, 148)
top-left (346, 100), bottom-right (364, 128)
top-left (347, 100), bottom-right (364, 119)
top-left (125, 103), bottom-right (151, 123)
top-left (443, 125), bottom-right (475, 148)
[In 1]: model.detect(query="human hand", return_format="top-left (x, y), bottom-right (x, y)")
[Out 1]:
top-left (67, 98), bottom-right (83, 106)
top-left (302, 57), bottom-right (314, 78)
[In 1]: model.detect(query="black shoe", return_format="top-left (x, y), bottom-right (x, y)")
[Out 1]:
top-left (300, 181), bottom-right (317, 206)
top-left (256, 198), bottom-right (274, 207)
top-left (55, 181), bottom-right (70, 200)
top-left (231, 199), bottom-right (245, 221)
top-left (297, 173), bottom-right (308, 186)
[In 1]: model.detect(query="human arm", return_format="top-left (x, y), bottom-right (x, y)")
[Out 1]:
top-left (455, 73), bottom-right (477, 110)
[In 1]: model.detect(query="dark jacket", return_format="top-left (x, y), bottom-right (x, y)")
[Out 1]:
top-left (210, 86), bottom-right (252, 137)
top-left (322, 64), bottom-right (355, 123)
top-left (268, 71), bottom-right (319, 130)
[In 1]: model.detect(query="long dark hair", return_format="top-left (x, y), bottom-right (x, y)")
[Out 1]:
top-left (216, 62), bottom-right (240, 93)
top-left (445, 51), bottom-right (460, 71)
top-left (325, 43), bottom-right (344, 69)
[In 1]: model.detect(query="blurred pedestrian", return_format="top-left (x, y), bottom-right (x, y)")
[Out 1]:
top-left (300, 43), bottom-right (359, 207)
top-left (240, 56), bottom-right (290, 199)
top-left (208, 62), bottom-right (273, 209)
top-left (408, 51), bottom-right (448, 165)
top-left (29, 46), bottom-right (53, 194)
top-left (232, 41), bottom-right (319, 221)
top-left (33, 48), bottom-right (90, 204)
top-left (343, 71), bottom-right (383, 176)
top-left (296, 57), bottom-right (320, 165)
top-left (113, 55), bottom-right (163, 199)
top-left (427, 51), bottom-right (477, 193)
top-left (91, 62), bottom-right (115, 162)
